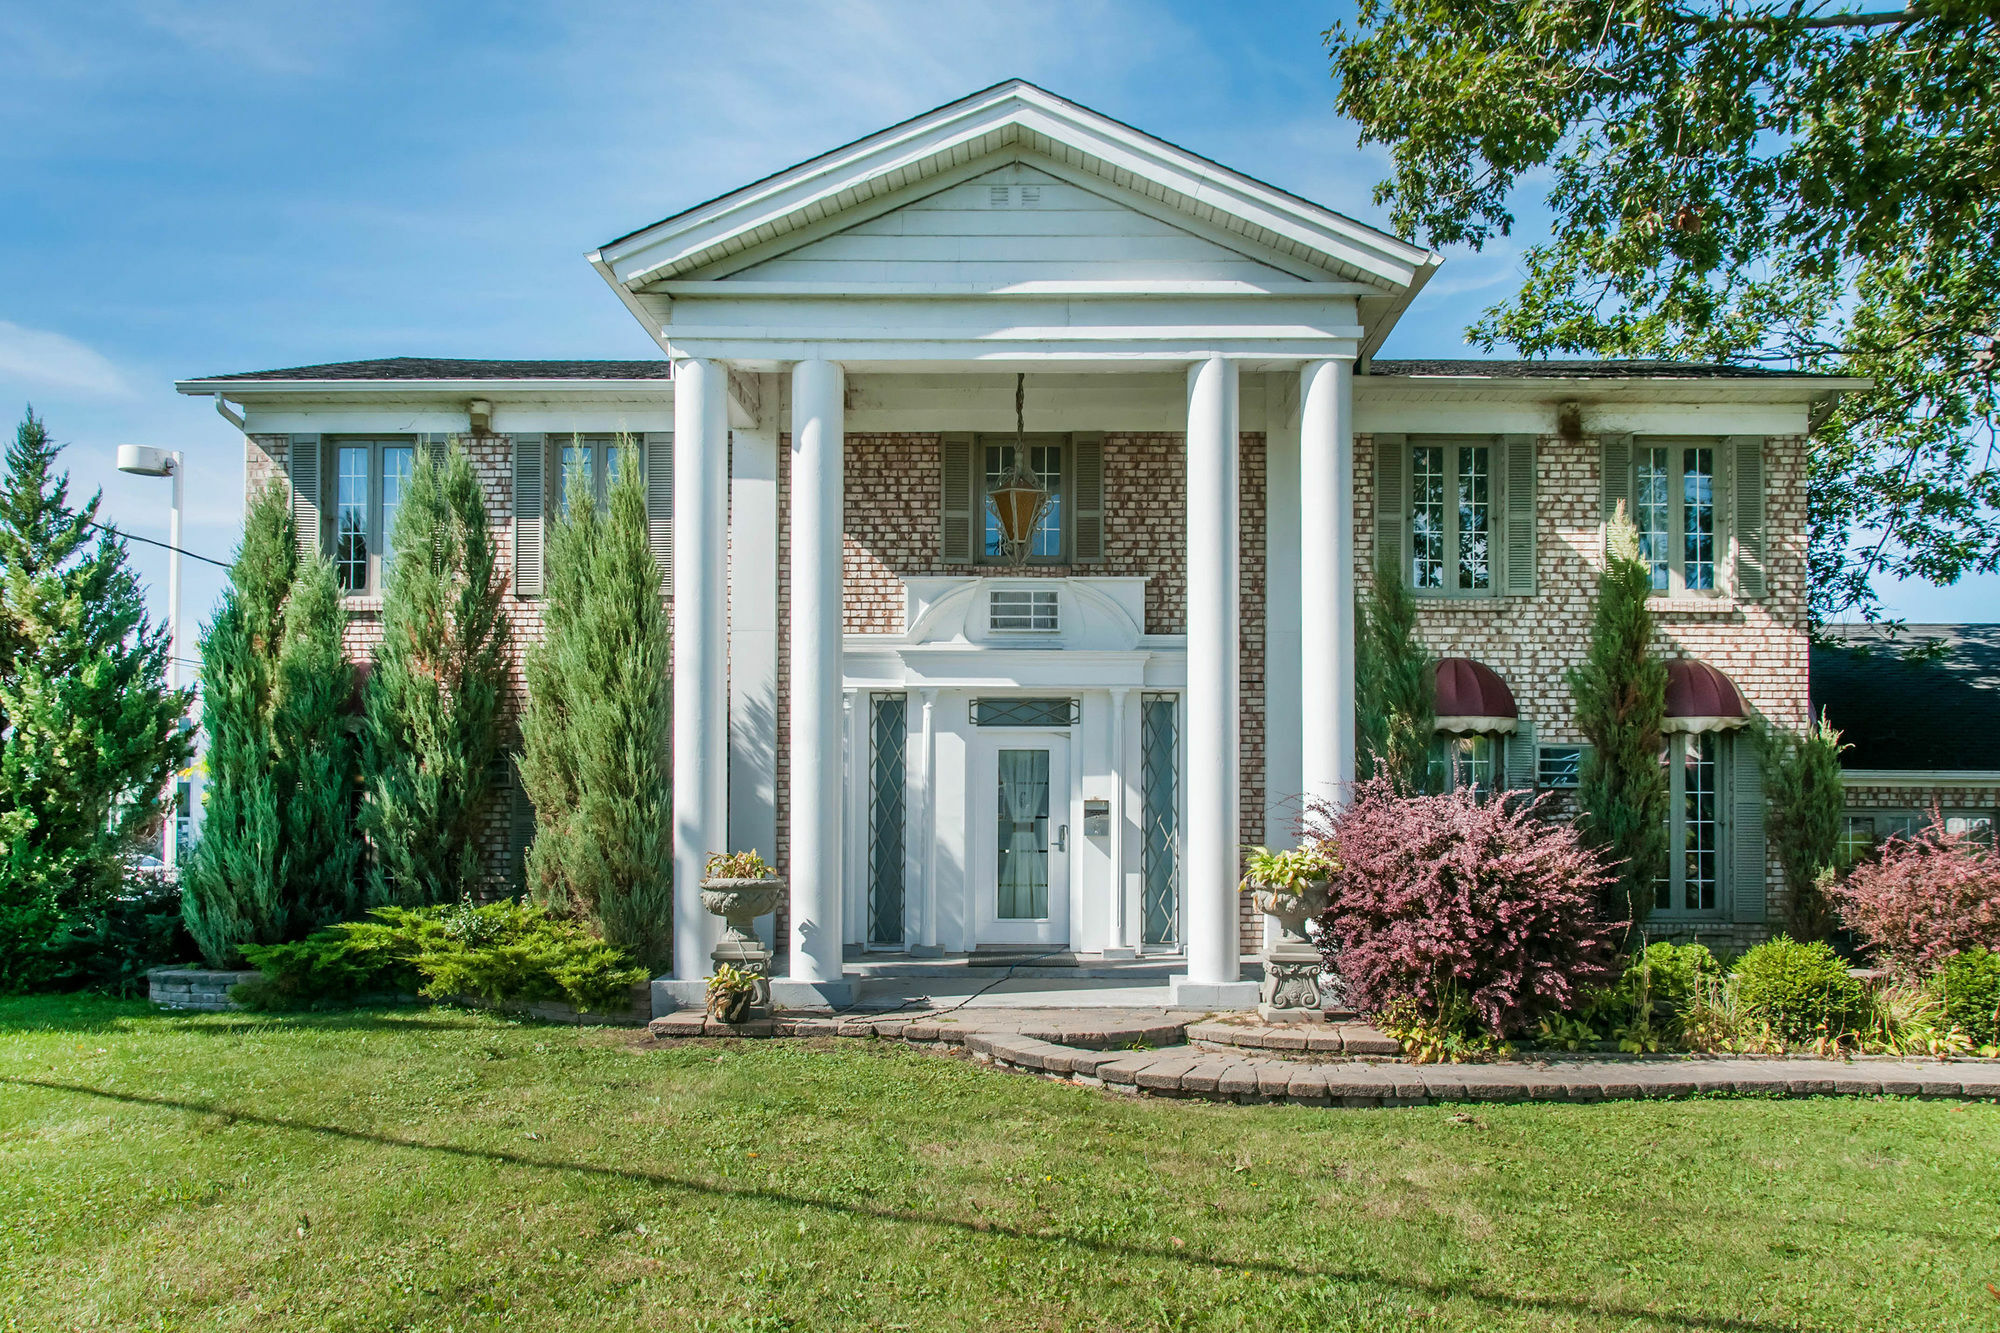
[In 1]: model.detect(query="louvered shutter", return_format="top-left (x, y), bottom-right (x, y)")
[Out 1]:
top-left (286, 434), bottom-right (323, 562)
top-left (1505, 719), bottom-right (1538, 793)
top-left (1371, 433), bottom-right (1407, 581)
top-left (1501, 434), bottom-right (1537, 595)
top-left (1600, 433), bottom-right (1633, 558)
top-left (645, 431), bottom-right (673, 594)
top-left (419, 433), bottom-right (448, 466)
top-left (509, 756), bottom-right (538, 892)
top-left (1071, 430), bottom-right (1105, 563)
top-left (1730, 735), bottom-right (1768, 924)
top-left (940, 432), bottom-right (976, 564)
top-left (512, 433), bottom-right (544, 597)
top-left (1729, 435), bottom-right (1766, 599)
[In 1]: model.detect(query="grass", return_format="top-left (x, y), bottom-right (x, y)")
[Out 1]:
top-left (3, 996), bottom-right (1998, 1332)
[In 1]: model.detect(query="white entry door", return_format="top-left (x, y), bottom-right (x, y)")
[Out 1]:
top-left (971, 731), bottom-right (1071, 948)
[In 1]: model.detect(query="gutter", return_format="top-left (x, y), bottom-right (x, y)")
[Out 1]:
top-left (1841, 769), bottom-right (2000, 787)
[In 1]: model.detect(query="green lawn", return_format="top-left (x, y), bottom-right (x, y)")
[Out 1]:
top-left (2, 997), bottom-right (1996, 1332)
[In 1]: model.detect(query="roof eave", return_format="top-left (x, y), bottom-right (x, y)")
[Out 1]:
top-left (176, 378), bottom-right (675, 396)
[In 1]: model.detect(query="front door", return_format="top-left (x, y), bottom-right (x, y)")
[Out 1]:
top-left (972, 732), bottom-right (1070, 948)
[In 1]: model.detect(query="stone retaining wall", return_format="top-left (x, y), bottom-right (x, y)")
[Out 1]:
top-left (147, 968), bottom-right (261, 1011)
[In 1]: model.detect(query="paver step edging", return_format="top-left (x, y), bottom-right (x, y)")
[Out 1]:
top-left (645, 1015), bottom-right (2000, 1106)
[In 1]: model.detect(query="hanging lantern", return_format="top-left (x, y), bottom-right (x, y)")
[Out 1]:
top-left (987, 373), bottom-right (1052, 565)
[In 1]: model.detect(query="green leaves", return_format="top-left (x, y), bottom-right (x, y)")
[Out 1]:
top-left (359, 444), bottom-right (509, 908)
top-left (0, 410), bottom-right (191, 991)
top-left (1332, 1), bottom-right (2000, 619)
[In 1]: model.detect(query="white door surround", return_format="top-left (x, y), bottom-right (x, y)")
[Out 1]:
top-left (969, 729), bottom-right (1072, 949)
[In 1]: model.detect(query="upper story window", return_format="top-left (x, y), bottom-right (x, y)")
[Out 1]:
top-left (556, 434), bottom-right (641, 513)
top-left (982, 439), bottom-right (1065, 561)
top-left (1634, 443), bottom-right (1719, 594)
top-left (1410, 439), bottom-right (1493, 593)
top-left (332, 438), bottom-right (416, 594)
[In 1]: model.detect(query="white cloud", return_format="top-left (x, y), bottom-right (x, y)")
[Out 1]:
top-left (0, 321), bottom-right (133, 398)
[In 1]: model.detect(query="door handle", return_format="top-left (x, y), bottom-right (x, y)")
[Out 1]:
top-left (1056, 823), bottom-right (1069, 852)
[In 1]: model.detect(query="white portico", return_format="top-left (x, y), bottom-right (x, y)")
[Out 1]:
top-left (591, 80), bottom-right (1438, 1006)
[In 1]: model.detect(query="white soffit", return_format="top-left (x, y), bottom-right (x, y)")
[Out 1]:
top-left (592, 80), bottom-right (1438, 297)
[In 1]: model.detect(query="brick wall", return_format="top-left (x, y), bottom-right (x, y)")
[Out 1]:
top-left (1354, 432), bottom-right (1812, 950)
top-left (834, 430), bottom-right (1267, 949)
top-left (1843, 783), bottom-right (2000, 817)
top-left (246, 432), bottom-right (559, 900)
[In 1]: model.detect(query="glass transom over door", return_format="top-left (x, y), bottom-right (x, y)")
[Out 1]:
top-left (973, 732), bottom-right (1071, 948)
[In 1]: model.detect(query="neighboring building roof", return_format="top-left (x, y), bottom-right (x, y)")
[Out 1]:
top-left (183, 357), bottom-right (672, 384)
top-left (1367, 359), bottom-right (1836, 380)
top-left (1812, 623), bottom-right (2000, 772)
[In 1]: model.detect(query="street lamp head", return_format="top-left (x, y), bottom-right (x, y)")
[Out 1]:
top-left (117, 444), bottom-right (175, 478)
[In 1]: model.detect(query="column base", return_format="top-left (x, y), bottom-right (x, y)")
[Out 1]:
top-left (1168, 976), bottom-right (1261, 1011)
top-left (652, 977), bottom-right (856, 1016)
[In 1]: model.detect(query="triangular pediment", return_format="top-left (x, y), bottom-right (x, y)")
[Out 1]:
top-left (592, 81), bottom-right (1438, 296)
top-left (719, 161), bottom-right (1299, 287)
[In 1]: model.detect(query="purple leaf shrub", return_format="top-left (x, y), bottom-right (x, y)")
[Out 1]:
top-left (1311, 778), bottom-right (1623, 1038)
top-left (1826, 815), bottom-right (2000, 978)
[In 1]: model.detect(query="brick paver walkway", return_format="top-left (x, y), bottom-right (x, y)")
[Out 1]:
top-left (647, 1006), bottom-right (2000, 1107)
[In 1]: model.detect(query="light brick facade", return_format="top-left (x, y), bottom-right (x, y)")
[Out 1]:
top-left (248, 416), bottom-right (1820, 958)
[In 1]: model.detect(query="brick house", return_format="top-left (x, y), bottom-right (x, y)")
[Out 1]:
top-left (1814, 623), bottom-right (2000, 861)
top-left (178, 82), bottom-right (1863, 1006)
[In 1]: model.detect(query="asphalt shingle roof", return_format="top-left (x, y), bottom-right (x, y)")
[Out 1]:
top-left (1365, 359), bottom-right (1829, 379)
top-left (187, 357), bottom-right (672, 383)
top-left (1812, 623), bottom-right (2000, 771)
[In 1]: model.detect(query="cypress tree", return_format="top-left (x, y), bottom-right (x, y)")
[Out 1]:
top-left (518, 455), bottom-right (672, 969)
top-left (273, 553), bottom-right (360, 928)
top-left (0, 409), bottom-right (192, 991)
top-left (359, 444), bottom-right (508, 906)
top-left (1569, 505), bottom-right (1669, 937)
top-left (1356, 565), bottom-right (1433, 795)
top-left (182, 486), bottom-right (296, 966)
top-left (1761, 711), bottom-right (1847, 940)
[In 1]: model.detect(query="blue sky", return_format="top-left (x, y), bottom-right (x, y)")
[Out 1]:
top-left (1, 0), bottom-right (1990, 639)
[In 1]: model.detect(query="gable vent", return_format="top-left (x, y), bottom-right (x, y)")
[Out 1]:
top-left (1020, 185), bottom-right (1041, 206)
top-left (988, 185), bottom-right (1011, 208)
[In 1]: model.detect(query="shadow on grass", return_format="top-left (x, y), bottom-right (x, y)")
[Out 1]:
top-left (7, 1074), bottom-right (1836, 1333)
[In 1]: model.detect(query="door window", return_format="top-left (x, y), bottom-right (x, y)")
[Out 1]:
top-left (996, 749), bottom-right (1051, 920)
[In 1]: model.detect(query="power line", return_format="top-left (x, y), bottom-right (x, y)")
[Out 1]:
top-left (84, 520), bottom-right (231, 569)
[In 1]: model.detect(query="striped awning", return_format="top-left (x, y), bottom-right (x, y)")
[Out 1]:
top-left (1434, 657), bottom-right (1519, 734)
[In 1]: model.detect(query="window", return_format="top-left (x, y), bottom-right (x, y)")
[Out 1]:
top-left (1537, 745), bottom-right (1585, 789)
top-left (1410, 439), bottom-right (1492, 594)
top-left (867, 694), bottom-right (907, 947)
top-left (1633, 442), bottom-right (1720, 595)
top-left (972, 697), bottom-right (1077, 728)
top-left (1140, 693), bottom-right (1179, 947)
top-left (989, 588), bottom-right (1058, 632)
top-left (556, 434), bottom-right (639, 512)
top-left (982, 439), bottom-right (1064, 561)
top-left (1839, 809), bottom-right (1995, 868)
top-left (1427, 734), bottom-right (1497, 799)
top-left (330, 439), bottom-right (416, 594)
top-left (1657, 733), bottom-right (1726, 914)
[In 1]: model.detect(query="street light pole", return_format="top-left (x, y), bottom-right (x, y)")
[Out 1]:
top-left (117, 445), bottom-right (186, 874)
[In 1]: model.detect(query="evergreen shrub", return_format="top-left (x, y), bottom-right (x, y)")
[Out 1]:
top-left (1315, 777), bottom-right (1622, 1039)
top-left (1941, 949), bottom-right (2000, 1047)
top-left (1355, 567), bottom-right (1432, 793)
top-left (1585, 940), bottom-right (1722, 1042)
top-left (237, 901), bottom-right (646, 1014)
top-left (1730, 936), bottom-right (1867, 1044)
top-left (1827, 814), bottom-right (2000, 977)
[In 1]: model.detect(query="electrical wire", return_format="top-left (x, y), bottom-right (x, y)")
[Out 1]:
top-left (84, 520), bottom-right (230, 569)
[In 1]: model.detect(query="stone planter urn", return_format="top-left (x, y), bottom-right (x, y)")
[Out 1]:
top-left (1252, 881), bottom-right (1332, 1021)
top-left (700, 878), bottom-right (782, 1018)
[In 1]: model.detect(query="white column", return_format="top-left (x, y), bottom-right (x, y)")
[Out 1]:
top-left (917, 688), bottom-right (939, 953)
top-left (789, 358), bottom-right (845, 984)
top-left (1176, 355), bottom-right (1254, 1003)
top-left (1107, 686), bottom-right (1131, 958)
top-left (729, 375), bottom-right (780, 948)
top-left (672, 357), bottom-right (730, 981)
top-left (1300, 358), bottom-right (1357, 804)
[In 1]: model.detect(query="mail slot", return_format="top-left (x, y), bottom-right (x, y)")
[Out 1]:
top-left (1082, 799), bottom-right (1111, 838)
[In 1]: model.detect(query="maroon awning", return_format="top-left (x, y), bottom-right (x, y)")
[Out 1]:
top-left (1433, 657), bottom-right (1518, 734)
top-left (1663, 658), bottom-right (1747, 733)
